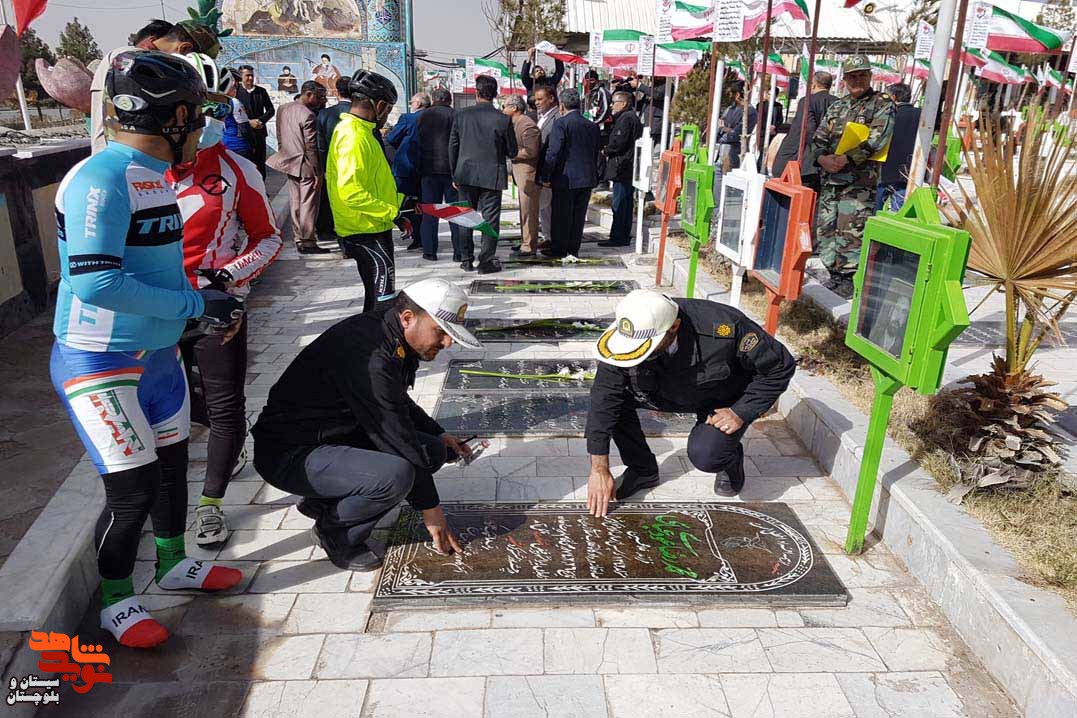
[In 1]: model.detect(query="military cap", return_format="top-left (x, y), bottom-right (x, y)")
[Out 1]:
top-left (842, 55), bottom-right (872, 74)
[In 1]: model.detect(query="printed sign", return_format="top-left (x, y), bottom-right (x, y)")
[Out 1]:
top-left (465, 57), bottom-right (475, 87)
top-left (655, 0), bottom-right (676, 43)
top-left (638, 34), bottom-right (656, 76)
top-left (714, 0), bottom-right (746, 43)
top-left (450, 68), bottom-right (465, 94)
top-left (915, 20), bottom-right (935, 60)
top-left (963, 2), bottom-right (991, 51)
top-left (589, 30), bottom-right (603, 67)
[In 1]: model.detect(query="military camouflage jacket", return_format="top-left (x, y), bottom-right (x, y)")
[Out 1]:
top-left (812, 88), bottom-right (896, 187)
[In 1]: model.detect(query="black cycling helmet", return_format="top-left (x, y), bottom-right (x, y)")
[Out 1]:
top-left (347, 69), bottom-right (398, 105)
top-left (106, 50), bottom-right (208, 161)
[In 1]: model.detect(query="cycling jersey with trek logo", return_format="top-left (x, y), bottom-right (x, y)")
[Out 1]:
top-left (53, 142), bottom-right (205, 352)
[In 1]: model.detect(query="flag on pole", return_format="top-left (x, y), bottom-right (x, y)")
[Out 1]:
top-left (602, 29), bottom-right (648, 70)
top-left (870, 62), bottom-right (902, 84)
top-left (499, 73), bottom-right (526, 95)
top-left (987, 4), bottom-right (1069, 53)
top-left (1045, 66), bottom-right (1071, 93)
top-left (534, 41), bottom-right (588, 65)
top-left (654, 40), bottom-right (709, 77)
top-left (417, 203), bottom-right (500, 239)
top-left (13, 0), bottom-right (48, 35)
top-left (671, 1), bottom-right (715, 40)
top-left (954, 45), bottom-right (989, 68)
top-left (728, 60), bottom-right (747, 81)
top-left (742, 0), bottom-right (810, 39)
top-left (753, 52), bottom-right (790, 88)
top-left (976, 51), bottom-right (1028, 84)
top-left (798, 44), bottom-right (810, 102)
top-left (911, 59), bottom-right (930, 80)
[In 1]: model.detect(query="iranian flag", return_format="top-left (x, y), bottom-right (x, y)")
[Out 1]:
top-left (534, 40), bottom-right (588, 65)
top-left (728, 60), bottom-right (747, 81)
top-left (671, 1), bottom-right (714, 41)
top-left (977, 51), bottom-right (1026, 84)
top-left (954, 45), bottom-right (988, 68)
top-left (655, 40), bottom-right (709, 77)
top-left (988, 5), bottom-right (1069, 53)
top-left (417, 203), bottom-right (499, 239)
top-left (911, 59), bottom-right (930, 80)
top-left (471, 57), bottom-right (506, 81)
top-left (797, 44), bottom-right (810, 101)
top-left (743, 0), bottom-right (810, 39)
top-left (871, 61), bottom-right (902, 84)
top-left (602, 29), bottom-right (647, 70)
top-left (500, 73), bottom-right (526, 96)
top-left (753, 51), bottom-right (790, 86)
top-left (1045, 66), bottom-right (1072, 93)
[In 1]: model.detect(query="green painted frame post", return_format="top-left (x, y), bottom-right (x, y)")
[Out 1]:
top-left (842, 187), bottom-right (971, 554)
top-left (678, 124), bottom-right (702, 164)
top-left (681, 160), bottom-right (716, 298)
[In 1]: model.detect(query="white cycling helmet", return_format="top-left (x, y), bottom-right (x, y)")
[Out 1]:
top-left (173, 52), bottom-right (238, 97)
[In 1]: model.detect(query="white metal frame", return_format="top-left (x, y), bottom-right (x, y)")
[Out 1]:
top-left (714, 155), bottom-right (766, 307)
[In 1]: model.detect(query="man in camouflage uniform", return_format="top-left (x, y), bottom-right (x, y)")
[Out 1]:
top-left (812, 56), bottom-right (896, 290)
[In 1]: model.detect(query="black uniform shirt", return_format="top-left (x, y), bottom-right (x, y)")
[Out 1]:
top-left (585, 298), bottom-right (796, 456)
top-left (252, 306), bottom-right (446, 509)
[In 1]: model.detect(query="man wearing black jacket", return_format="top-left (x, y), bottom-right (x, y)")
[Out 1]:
top-left (417, 88), bottom-right (462, 260)
top-left (449, 74), bottom-right (517, 273)
top-left (600, 92), bottom-right (643, 247)
top-left (584, 291), bottom-right (796, 515)
top-left (875, 83), bottom-right (920, 212)
top-left (522, 46), bottom-right (565, 98)
top-left (539, 88), bottom-right (601, 259)
top-left (252, 279), bottom-right (481, 570)
top-left (236, 65), bottom-right (276, 178)
top-left (772, 71), bottom-right (838, 186)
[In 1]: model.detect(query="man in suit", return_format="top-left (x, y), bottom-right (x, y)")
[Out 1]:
top-left (236, 65), bottom-right (276, 178)
top-left (267, 80), bottom-right (329, 254)
top-left (417, 88), bottom-right (461, 262)
top-left (448, 74), bottom-right (517, 273)
top-left (875, 82), bottom-right (920, 212)
top-left (502, 95), bottom-right (542, 256)
top-left (533, 85), bottom-right (560, 247)
top-left (315, 77), bottom-right (354, 244)
top-left (600, 91), bottom-right (643, 248)
top-left (539, 88), bottom-right (601, 259)
top-left (772, 71), bottom-right (838, 188)
top-left (386, 92), bottom-right (431, 252)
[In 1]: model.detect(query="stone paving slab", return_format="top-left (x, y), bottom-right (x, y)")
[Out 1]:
top-left (12, 195), bottom-right (1019, 717)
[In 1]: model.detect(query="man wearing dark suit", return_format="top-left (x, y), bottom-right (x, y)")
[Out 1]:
top-left (448, 74), bottom-right (517, 273)
top-left (533, 85), bottom-right (560, 246)
top-left (539, 88), bottom-right (601, 259)
top-left (236, 65), bottom-right (276, 178)
top-left (875, 82), bottom-right (920, 212)
top-left (599, 91), bottom-right (643, 248)
top-left (417, 88), bottom-right (462, 261)
top-left (772, 71), bottom-right (838, 188)
top-left (315, 77), bottom-right (353, 243)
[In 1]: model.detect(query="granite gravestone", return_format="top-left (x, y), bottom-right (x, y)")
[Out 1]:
top-left (444, 359), bottom-right (597, 391)
top-left (433, 392), bottom-right (696, 436)
top-left (464, 318), bottom-right (611, 343)
top-left (469, 279), bottom-right (639, 295)
top-left (375, 502), bottom-right (848, 607)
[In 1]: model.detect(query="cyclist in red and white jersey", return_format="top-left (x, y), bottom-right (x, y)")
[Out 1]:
top-left (168, 53), bottom-right (283, 545)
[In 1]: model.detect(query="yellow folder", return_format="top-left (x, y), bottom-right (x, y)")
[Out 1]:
top-left (835, 121), bottom-right (890, 162)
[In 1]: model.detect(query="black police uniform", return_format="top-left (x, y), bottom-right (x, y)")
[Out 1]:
top-left (586, 298), bottom-right (796, 479)
top-left (252, 304), bottom-right (451, 557)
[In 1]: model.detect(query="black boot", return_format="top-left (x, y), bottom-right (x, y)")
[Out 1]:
top-left (615, 468), bottom-right (660, 499)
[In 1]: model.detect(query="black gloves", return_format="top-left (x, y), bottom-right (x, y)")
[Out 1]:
top-left (198, 289), bottom-right (244, 328)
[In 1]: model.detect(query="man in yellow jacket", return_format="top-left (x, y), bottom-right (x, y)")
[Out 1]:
top-left (327, 70), bottom-right (404, 312)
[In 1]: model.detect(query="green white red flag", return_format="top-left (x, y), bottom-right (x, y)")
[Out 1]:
top-left (728, 60), bottom-right (747, 81)
top-left (987, 4), bottom-right (1069, 53)
top-left (417, 203), bottom-right (499, 239)
top-left (1044, 66), bottom-right (1072, 93)
top-left (671, 1), bottom-right (714, 41)
top-left (655, 40), bottom-right (709, 77)
top-left (911, 59), bottom-right (930, 80)
top-left (534, 41), bottom-right (588, 65)
top-left (976, 51), bottom-right (1027, 84)
top-left (743, 0), bottom-right (809, 39)
top-left (753, 51), bottom-right (790, 87)
top-left (602, 29), bottom-right (648, 70)
top-left (871, 62), bottom-right (902, 84)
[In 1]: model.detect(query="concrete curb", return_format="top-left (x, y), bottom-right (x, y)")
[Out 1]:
top-left (657, 241), bottom-right (1077, 717)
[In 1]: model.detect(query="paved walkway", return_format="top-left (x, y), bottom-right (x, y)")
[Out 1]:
top-left (50, 194), bottom-right (1016, 717)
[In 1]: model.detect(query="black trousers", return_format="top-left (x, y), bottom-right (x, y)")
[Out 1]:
top-left (458, 185), bottom-right (501, 266)
top-left (181, 319), bottom-right (248, 499)
top-left (340, 230), bottom-right (395, 312)
top-left (612, 401), bottom-right (749, 477)
top-left (551, 187), bottom-right (592, 257)
top-left (252, 130), bottom-right (268, 179)
top-left (258, 434), bottom-right (448, 551)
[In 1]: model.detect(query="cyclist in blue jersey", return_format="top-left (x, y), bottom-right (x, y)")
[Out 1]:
top-left (50, 51), bottom-right (246, 649)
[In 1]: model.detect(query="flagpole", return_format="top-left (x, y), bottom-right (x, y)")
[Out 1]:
top-left (705, 44), bottom-right (726, 165)
top-left (755, 0), bottom-right (776, 155)
top-left (907, 0), bottom-right (958, 195)
top-left (762, 73), bottom-right (777, 173)
top-left (1059, 35), bottom-right (1076, 116)
top-left (796, 0), bottom-right (823, 166)
top-left (1, 0), bottom-right (32, 131)
top-left (929, 0), bottom-right (971, 189)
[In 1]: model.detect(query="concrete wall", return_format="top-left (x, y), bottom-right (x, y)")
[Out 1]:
top-left (0, 141), bottom-right (90, 337)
